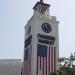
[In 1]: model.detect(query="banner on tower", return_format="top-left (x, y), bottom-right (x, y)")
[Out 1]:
top-left (24, 45), bottom-right (32, 75)
top-left (37, 44), bottom-right (56, 75)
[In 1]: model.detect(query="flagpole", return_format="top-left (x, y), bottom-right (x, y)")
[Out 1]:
top-left (40, 0), bottom-right (43, 3)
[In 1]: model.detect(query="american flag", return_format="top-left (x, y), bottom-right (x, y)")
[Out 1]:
top-left (24, 45), bottom-right (32, 75)
top-left (37, 44), bottom-right (56, 75)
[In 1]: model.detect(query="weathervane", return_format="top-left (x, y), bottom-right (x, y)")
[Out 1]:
top-left (40, 0), bottom-right (43, 3)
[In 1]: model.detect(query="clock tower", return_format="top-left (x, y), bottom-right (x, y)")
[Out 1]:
top-left (23, 0), bottom-right (59, 75)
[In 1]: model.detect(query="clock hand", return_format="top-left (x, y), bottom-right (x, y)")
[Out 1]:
top-left (45, 25), bottom-right (48, 30)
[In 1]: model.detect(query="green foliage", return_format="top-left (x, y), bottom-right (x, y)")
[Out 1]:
top-left (58, 52), bottom-right (75, 75)
top-left (49, 72), bottom-right (57, 75)
top-left (51, 52), bottom-right (75, 75)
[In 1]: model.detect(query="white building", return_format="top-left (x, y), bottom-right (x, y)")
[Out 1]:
top-left (0, 59), bottom-right (22, 75)
top-left (24, 0), bottom-right (59, 75)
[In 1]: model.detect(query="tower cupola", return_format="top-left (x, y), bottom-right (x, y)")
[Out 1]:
top-left (33, 0), bottom-right (50, 15)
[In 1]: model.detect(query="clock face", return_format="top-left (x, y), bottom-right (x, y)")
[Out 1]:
top-left (27, 26), bottom-right (31, 35)
top-left (41, 23), bottom-right (52, 33)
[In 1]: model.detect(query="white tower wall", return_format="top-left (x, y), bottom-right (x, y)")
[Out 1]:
top-left (23, 1), bottom-right (59, 75)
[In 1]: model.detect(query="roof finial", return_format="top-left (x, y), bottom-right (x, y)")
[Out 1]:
top-left (40, 0), bottom-right (43, 3)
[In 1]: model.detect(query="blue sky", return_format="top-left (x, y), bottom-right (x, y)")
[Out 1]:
top-left (0, 0), bottom-right (75, 59)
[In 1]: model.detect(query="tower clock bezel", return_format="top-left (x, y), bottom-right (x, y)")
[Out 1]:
top-left (41, 23), bottom-right (52, 33)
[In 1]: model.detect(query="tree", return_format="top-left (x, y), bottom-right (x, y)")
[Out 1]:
top-left (51, 52), bottom-right (75, 75)
top-left (58, 52), bottom-right (75, 75)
